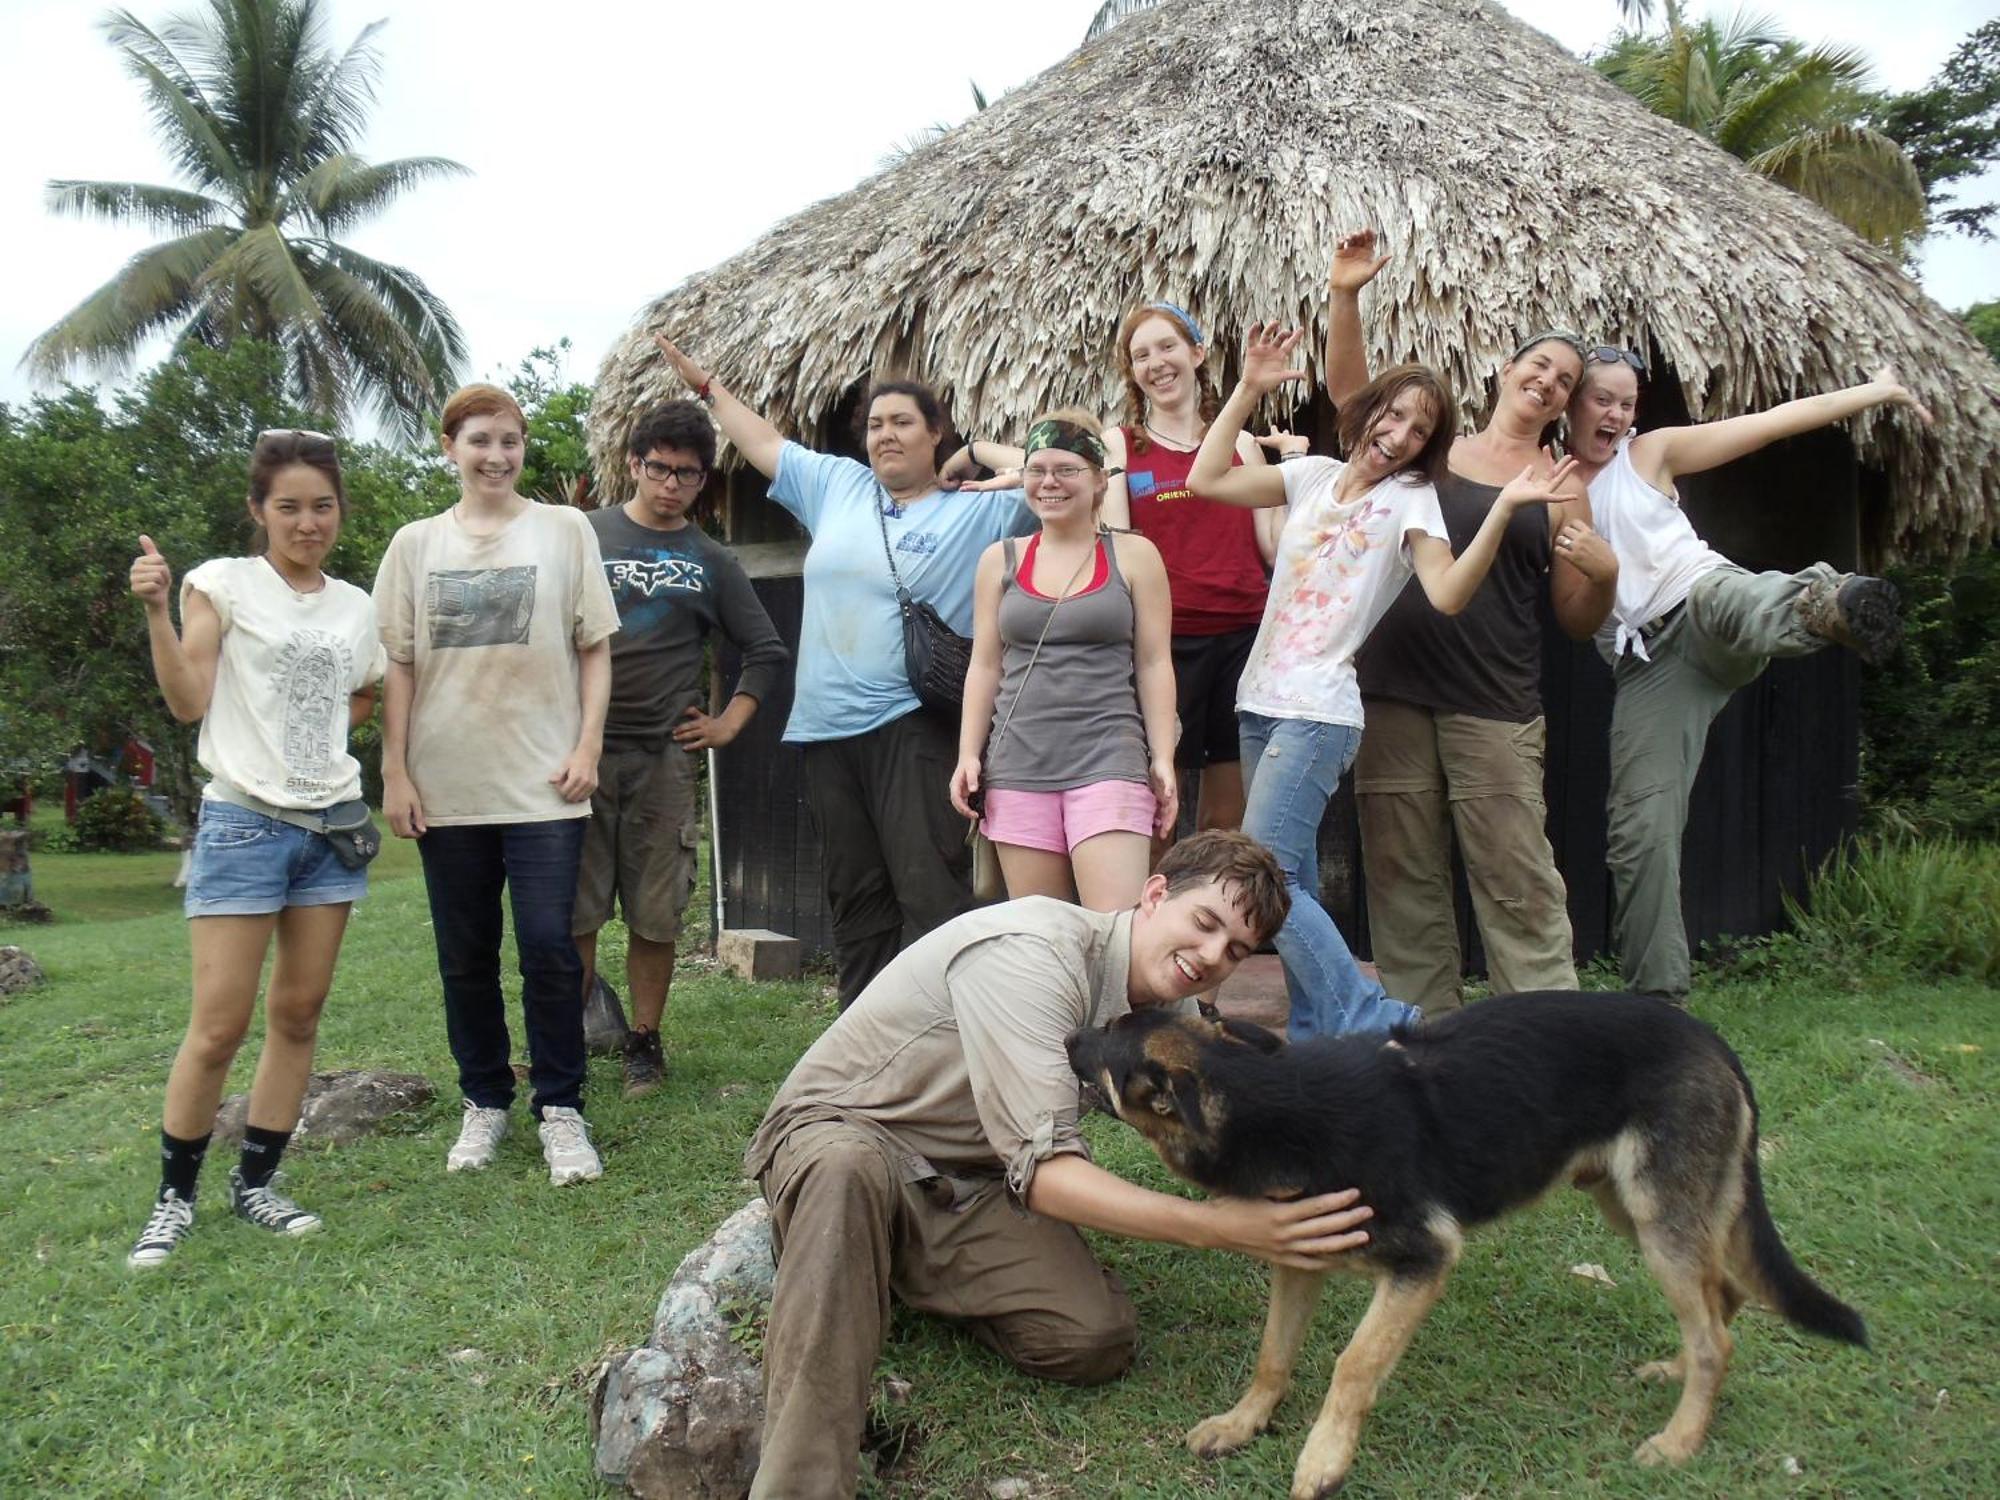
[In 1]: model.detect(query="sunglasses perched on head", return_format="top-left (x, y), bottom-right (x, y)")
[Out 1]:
top-left (1585, 346), bottom-right (1648, 376)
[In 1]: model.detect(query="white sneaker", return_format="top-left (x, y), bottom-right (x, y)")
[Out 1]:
top-left (128, 1190), bottom-right (195, 1268)
top-left (537, 1107), bottom-right (602, 1186)
top-left (447, 1102), bottom-right (510, 1172)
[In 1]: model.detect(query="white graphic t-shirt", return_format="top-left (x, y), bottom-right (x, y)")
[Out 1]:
top-left (1235, 457), bottom-right (1449, 730)
top-left (184, 557), bottom-right (385, 810)
top-left (373, 502), bottom-right (620, 825)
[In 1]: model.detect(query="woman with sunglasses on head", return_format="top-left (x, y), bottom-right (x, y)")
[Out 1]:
top-left (949, 413), bottom-right (1176, 911)
top-left (651, 334), bottom-right (1035, 1009)
top-left (125, 429), bottom-right (385, 1268)
top-left (1324, 232), bottom-right (1619, 1016)
top-left (1564, 349), bottom-right (1929, 1004)
top-left (1188, 324), bottom-right (1578, 1038)
top-left (375, 383), bottom-right (621, 1187)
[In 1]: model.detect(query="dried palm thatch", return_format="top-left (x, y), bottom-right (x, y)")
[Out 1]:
top-left (591, 0), bottom-right (2000, 559)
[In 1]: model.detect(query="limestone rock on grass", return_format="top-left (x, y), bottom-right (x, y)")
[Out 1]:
top-left (593, 1197), bottom-right (774, 1499)
top-left (211, 1069), bottom-right (435, 1147)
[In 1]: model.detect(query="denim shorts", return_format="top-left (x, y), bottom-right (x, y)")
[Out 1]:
top-left (183, 799), bottom-right (369, 918)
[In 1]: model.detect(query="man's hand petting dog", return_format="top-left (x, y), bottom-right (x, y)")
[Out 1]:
top-left (1201, 1188), bottom-right (1372, 1269)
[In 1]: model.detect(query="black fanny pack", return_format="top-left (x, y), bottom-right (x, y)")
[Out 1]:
top-left (315, 799), bottom-right (383, 869)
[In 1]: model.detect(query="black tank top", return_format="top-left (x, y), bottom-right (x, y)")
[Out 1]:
top-left (1355, 469), bottom-right (1550, 722)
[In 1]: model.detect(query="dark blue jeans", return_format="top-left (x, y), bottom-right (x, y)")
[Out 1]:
top-left (418, 818), bottom-right (588, 1117)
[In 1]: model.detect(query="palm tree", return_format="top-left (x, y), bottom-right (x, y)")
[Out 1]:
top-left (26, 0), bottom-right (470, 437)
top-left (1595, 3), bottom-right (1926, 252)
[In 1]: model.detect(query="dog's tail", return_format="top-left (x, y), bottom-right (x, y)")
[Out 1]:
top-left (1738, 1144), bottom-right (1868, 1347)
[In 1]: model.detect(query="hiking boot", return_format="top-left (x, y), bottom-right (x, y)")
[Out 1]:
top-left (228, 1167), bottom-right (322, 1237)
top-left (1796, 574), bottom-right (1902, 667)
top-left (446, 1101), bottom-right (510, 1173)
top-left (538, 1106), bottom-right (603, 1186)
top-left (622, 1027), bottom-right (667, 1099)
top-left (127, 1189), bottom-right (195, 1269)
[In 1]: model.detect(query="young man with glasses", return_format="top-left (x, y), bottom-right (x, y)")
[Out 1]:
top-left (579, 401), bottom-right (789, 1094)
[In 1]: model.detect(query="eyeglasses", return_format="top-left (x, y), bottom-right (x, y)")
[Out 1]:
top-left (1509, 329), bottom-right (1588, 362)
top-left (1586, 345), bottom-right (1648, 376)
top-left (255, 427), bottom-right (336, 447)
top-left (1024, 464), bottom-right (1091, 483)
top-left (639, 459), bottom-right (707, 487)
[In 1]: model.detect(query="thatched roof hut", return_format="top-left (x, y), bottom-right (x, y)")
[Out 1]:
top-left (592, 0), bottom-right (2000, 560)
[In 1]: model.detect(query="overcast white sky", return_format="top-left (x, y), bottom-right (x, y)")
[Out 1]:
top-left (3, 0), bottom-right (1993, 419)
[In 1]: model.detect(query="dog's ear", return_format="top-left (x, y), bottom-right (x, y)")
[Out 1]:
top-left (1218, 1018), bottom-right (1284, 1054)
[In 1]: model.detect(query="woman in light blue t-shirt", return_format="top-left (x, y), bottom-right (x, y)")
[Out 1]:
top-left (651, 334), bottom-right (1033, 1007)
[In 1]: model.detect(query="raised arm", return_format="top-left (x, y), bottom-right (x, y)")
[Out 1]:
top-left (1633, 366), bottom-right (1933, 492)
top-left (1325, 229), bottom-right (1389, 408)
top-left (1408, 457), bottom-right (1579, 615)
top-left (1187, 324), bottom-right (1305, 510)
top-left (129, 537), bottom-right (220, 723)
top-left (652, 333), bottom-right (787, 480)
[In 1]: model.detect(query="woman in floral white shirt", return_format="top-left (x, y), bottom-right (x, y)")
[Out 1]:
top-left (1189, 325), bottom-right (1575, 1038)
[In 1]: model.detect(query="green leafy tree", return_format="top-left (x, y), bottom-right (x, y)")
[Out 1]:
top-left (1863, 546), bottom-right (2000, 840)
top-left (1964, 301), bottom-right (2000, 365)
top-left (1871, 20), bottom-right (2000, 241)
top-left (26, 0), bottom-right (470, 439)
top-left (1595, 3), bottom-right (1927, 252)
top-left (0, 341), bottom-right (442, 823)
top-left (506, 341), bottom-right (595, 506)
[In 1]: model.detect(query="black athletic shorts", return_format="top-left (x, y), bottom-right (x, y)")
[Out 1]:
top-left (1170, 627), bottom-right (1259, 769)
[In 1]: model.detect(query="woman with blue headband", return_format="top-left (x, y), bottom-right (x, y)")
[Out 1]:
top-left (951, 410), bottom-right (1177, 908)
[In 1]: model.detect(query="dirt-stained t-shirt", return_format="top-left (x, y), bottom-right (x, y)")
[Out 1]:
top-left (744, 899), bottom-right (1156, 1204)
top-left (184, 556), bottom-right (384, 811)
top-left (373, 502), bottom-right (620, 825)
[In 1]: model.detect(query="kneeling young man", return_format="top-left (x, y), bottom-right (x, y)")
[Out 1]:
top-left (742, 831), bottom-right (1374, 1498)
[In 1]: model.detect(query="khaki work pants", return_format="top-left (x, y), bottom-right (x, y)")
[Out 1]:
top-left (750, 1121), bottom-right (1137, 1500)
top-left (1354, 699), bottom-right (1577, 1014)
top-left (1606, 564), bottom-right (1837, 1001)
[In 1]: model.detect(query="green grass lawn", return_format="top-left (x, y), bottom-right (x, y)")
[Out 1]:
top-left (2, 838), bottom-right (1994, 1498)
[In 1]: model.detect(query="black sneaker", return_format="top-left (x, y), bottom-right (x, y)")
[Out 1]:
top-left (228, 1167), bottom-right (322, 1237)
top-left (623, 1027), bottom-right (667, 1099)
top-left (127, 1189), bottom-right (195, 1269)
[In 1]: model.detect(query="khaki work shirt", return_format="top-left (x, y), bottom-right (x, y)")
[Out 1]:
top-left (744, 898), bottom-right (1146, 1202)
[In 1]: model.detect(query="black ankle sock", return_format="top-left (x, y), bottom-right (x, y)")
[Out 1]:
top-left (237, 1125), bottom-right (293, 1190)
top-left (160, 1129), bottom-right (211, 1201)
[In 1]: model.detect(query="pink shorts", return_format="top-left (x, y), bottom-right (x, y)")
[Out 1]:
top-left (980, 779), bottom-right (1158, 855)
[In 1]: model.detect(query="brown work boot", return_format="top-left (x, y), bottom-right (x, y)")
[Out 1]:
top-left (1795, 575), bottom-right (1901, 667)
top-left (622, 1027), bottom-right (666, 1099)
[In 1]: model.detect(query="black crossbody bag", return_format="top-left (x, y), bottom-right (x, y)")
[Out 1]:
top-left (875, 485), bottom-right (973, 716)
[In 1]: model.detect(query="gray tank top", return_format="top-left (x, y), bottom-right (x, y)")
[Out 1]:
top-left (984, 535), bottom-right (1149, 792)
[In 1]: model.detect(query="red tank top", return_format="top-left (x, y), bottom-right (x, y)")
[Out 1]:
top-left (1121, 428), bottom-right (1269, 635)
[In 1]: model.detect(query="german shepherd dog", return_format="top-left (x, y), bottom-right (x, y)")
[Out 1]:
top-left (1066, 992), bottom-right (1866, 1498)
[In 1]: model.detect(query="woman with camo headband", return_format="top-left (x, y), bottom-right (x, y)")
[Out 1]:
top-left (950, 411), bottom-right (1177, 909)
